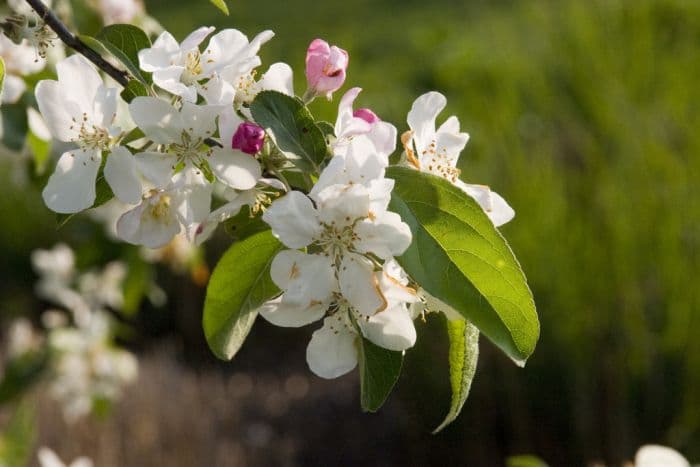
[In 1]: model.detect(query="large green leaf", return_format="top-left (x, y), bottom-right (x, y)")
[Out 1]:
top-left (358, 336), bottom-right (403, 412)
top-left (250, 90), bottom-right (328, 172)
top-left (203, 230), bottom-right (283, 360)
top-left (93, 24), bottom-right (152, 84)
top-left (387, 166), bottom-right (539, 364)
top-left (209, 0), bottom-right (230, 15)
top-left (433, 317), bottom-right (479, 433)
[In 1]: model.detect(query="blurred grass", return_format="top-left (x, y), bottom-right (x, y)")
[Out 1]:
top-left (2, 0), bottom-right (700, 464)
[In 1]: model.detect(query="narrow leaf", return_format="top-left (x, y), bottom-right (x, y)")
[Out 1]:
top-left (387, 166), bottom-right (539, 364)
top-left (433, 318), bottom-right (479, 433)
top-left (203, 230), bottom-right (283, 360)
top-left (94, 24), bottom-right (152, 84)
top-left (0, 57), bottom-right (5, 100)
top-left (358, 336), bottom-right (403, 412)
top-left (209, 0), bottom-right (230, 15)
top-left (250, 90), bottom-right (328, 172)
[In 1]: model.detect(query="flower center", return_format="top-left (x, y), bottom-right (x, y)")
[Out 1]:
top-left (317, 222), bottom-right (359, 265)
top-left (181, 50), bottom-right (203, 85)
top-left (149, 194), bottom-right (171, 220)
top-left (421, 139), bottom-right (461, 183)
top-left (234, 70), bottom-right (259, 104)
top-left (69, 114), bottom-right (112, 150)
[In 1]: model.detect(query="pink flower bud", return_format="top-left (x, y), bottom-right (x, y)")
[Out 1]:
top-left (232, 122), bottom-right (265, 155)
top-left (353, 108), bottom-right (380, 124)
top-left (305, 38), bottom-right (349, 99)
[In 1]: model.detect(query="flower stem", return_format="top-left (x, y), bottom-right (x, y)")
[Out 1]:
top-left (24, 0), bottom-right (130, 87)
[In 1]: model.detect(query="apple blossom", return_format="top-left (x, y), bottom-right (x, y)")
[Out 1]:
top-left (0, 34), bottom-right (45, 104)
top-left (635, 445), bottom-right (690, 467)
top-left (138, 26), bottom-right (274, 104)
top-left (305, 38), bottom-right (349, 100)
top-left (403, 91), bottom-right (515, 226)
top-left (36, 55), bottom-right (128, 213)
top-left (38, 448), bottom-right (93, 467)
top-left (354, 107), bottom-right (380, 124)
top-left (95, 0), bottom-right (143, 25)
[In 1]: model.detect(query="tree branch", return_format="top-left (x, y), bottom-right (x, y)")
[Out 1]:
top-left (24, 0), bottom-right (129, 87)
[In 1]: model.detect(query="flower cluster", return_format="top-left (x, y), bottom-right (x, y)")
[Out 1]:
top-left (29, 22), bottom-right (517, 381)
top-left (30, 244), bottom-right (138, 422)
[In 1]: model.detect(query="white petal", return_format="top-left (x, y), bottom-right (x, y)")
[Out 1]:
top-left (93, 85), bottom-right (119, 130)
top-left (175, 180), bottom-right (212, 225)
top-left (193, 196), bottom-right (249, 245)
top-left (635, 445), bottom-right (689, 467)
top-left (359, 305), bottom-right (416, 351)
top-left (152, 67), bottom-right (198, 102)
top-left (180, 26), bottom-right (215, 52)
top-left (134, 151), bottom-right (175, 187)
top-left (259, 62), bottom-right (294, 96)
top-left (433, 131), bottom-right (468, 166)
top-left (335, 87), bottom-right (368, 138)
top-left (378, 260), bottom-right (419, 308)
top-left (56, 55), bottom-right (102, 115)
top-left (129, 97), bottom-right (183, 144)
top-left (1, 74), bottom-right (26, 104)
top-left (104, 146), bottom-right (142, 204)
top-left (42, 149), bottom-right (101, 213)
top-left (202, 28), bottom-right (250, 73)
top-left (27, 107), bottom-right (51, 141)
top-left (262, 191), bottom-right (321, 249)
top-left (457, 182), bottom-right (515, 227)
top-left (259, 296), bottom-right (327, 328)
top-left (209, 148), bottom-right (262, 190)
top-left (180, 102), bottom-right (218, 138)
top-left (437, 115), bottom-right (461, 134)
top-left (354, 212), bottom-right (413, 259)
top-left (37, 447), bottom-right (65, 467)
top-left (314, 183), bottom-right (370, 226)
top-left (139, 31), bottom-right (180, 72)
top-left (217, 106), bottom-right (244, 147)
top-left (306, 316), bottom-right (358, 379)
top-left (270, 251), bottom-right (336, 305)
top-left (367, 121), bottom-right (397, 159)
top-left (339, 253), bottom-right (385, 317)
top-left (35, 80), bottom-right (75, 141)
top-left (407, 91), bottom-right (446, 149)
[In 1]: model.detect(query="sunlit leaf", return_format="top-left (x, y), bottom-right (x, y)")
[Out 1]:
top-left (209, 0), bottom-right (230, 15)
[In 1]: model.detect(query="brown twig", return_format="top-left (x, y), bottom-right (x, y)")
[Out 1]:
top-left (24, 0), bottom-right (129, 86)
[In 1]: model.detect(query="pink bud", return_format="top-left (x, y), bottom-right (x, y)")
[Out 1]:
top-left (353, 108), bottom-right (380, 124)
top-left (232, 122), bottom-right (265, 155)
top-left (305, 38), bottom-right (349, 99)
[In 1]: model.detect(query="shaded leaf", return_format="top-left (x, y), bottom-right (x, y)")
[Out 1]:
top-left (203, 230), bottom-right (283, 360)
top-left (120, 79), bottom-right (149, 103)
top-left (358, 336), bottom-right (403, 412)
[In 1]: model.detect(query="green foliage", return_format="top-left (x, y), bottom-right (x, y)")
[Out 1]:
top-left (0, 102), bottom-right (28, 152)
top-left (358, 336), bottom-right (403, 412)
top-left (0, 402), bottom-right (36, 467)
top-left (506, 455), bottom-right (549, 467)
top-left (223, 205), bottom-right (269, 242)
top-left (433, 318), bottom-right (479, 433)
top-left (209, 0), bottom-right (230, 15)
top-left (96, 24), bottom-right (153, 84)
top-left (122, 249), bottom-right (152, 316)
top-left (0, 350), bottom-right (48, 405)
top-left (0, 57), bottom-right (5, 99)
top-left (26, 130), bottom-right (51, 176)
top-left (203, 230), bottom-right (283, 360)
top-left (120, 79), bottom-right (149, 103)
top-left (250, 91), bottom-right (328, 172)
top-left (387, 166), bottom-right (538, 364)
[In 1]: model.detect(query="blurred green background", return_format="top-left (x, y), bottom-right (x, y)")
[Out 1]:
top-left (2, 0), bottom-right (700, 465)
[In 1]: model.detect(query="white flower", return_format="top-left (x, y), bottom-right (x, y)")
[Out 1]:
top-left (47, 311), bottom-right (138, 422)
top-left (125, 97), bottom-right (261, 195)
top-left (116, 175), bottom-right (211, 249)
top-left (37, 447), bottom-right (93, 467)
top-left (403, 91), bottom-right (514, 226)
top-left (260, 157), bottom-right (416, 377)
top-left (31, 244), bottom-right (89, 317)
top-left (635, 445), bottom-right (690, 467)
top-left (138, 27), bottom-right (273, 104)
top-left (0, 35), bottom-right (45, 104)
top-left (36, 55), bottom-right (126, 213)
top-left (96, 0), bottom-right (143, 25)
top-left (78, 261), bottom-right (127, 311)
top-left (6, 318), bottom-right (42, 357)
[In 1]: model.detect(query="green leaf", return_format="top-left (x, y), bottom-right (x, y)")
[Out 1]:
top-left (433, 318), bottom-right (479, 433)
top-left (358, 336), bottom-right (403, 412)
top-left (122, 249), bottom-right (152, 316)
top-left (203, 230), bottom-right (283, 360)
top-left (387, 166), bottom-right (539, 364)
top-left (0, 102), bottom-right (28, 151)
top-left (120, 79), bottom-right (149, 103)
top-left (26, 130), bottom-right (51, 175)
top-left (209, 0), bottom-right (230, 15)
top-left (506, 455), bottom-right (549, 467)
top-left (93, 24), bottom-right (152, 84)
top-left (250, 90), bottom-right (328, 173)
top-left (316, 120), bottom-right (336, 138)
top-left (223, 205), bottom-right (269, 241)
top-left (0, 350), bottom-right (48, 405)
top-left (0, 57), bottom-right (5, 100)
top-left (0, 401), bottom-right (36, 467)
